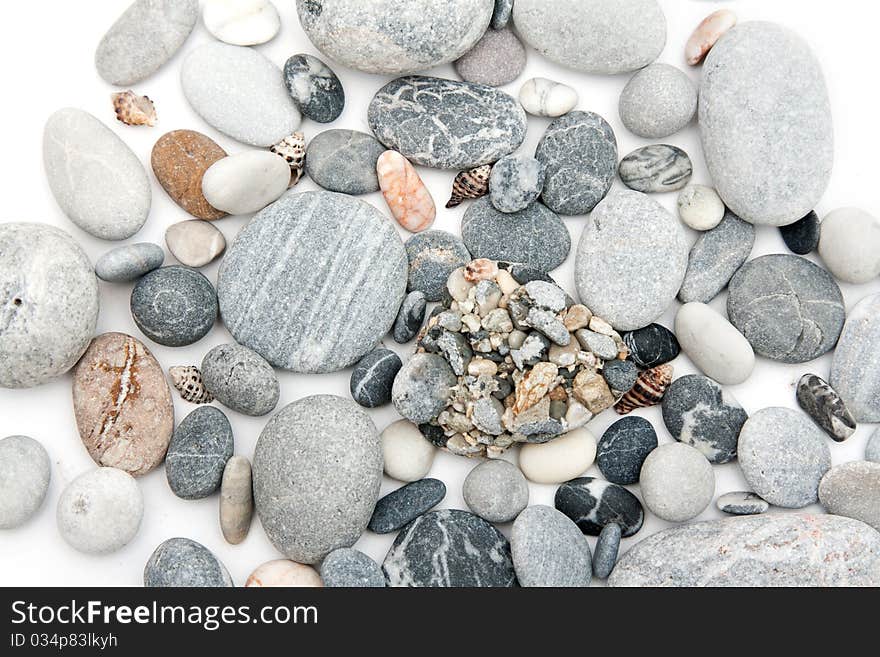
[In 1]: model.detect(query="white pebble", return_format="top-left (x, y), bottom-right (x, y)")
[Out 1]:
top-left (202, 150), bottom-right (291, 215)
top-left (675, 302), bottom-right (755, 385)
top-left (165, 220), bottom-right (226, 268)
top-left (203, 0), bottom-right (281, 46)
top-left (380, 419), bottom-right (436, 482)
top-left (818, 207), bottom-right (880, 284)
top-left (678, 185), bottom-right (725, 231)
top-left (640, 443), bottom-right (714, 522)
top-left (518, 428), bottom-right (597, 485)
top-left (519, 77), bottom-right (578, 117)
top-left (245, 559), bottom-right (323, 587)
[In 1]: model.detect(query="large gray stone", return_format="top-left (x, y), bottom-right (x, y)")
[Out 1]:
top-left (831, 293), bottom-right (880, 422)
top-left (144, 537), bottom-right (233, 587)
top-left (305, 130), bottom-right (385, 195)
top-left (201, 343), bottom-right (279, 417)
top-left (511, 505), bottom-right (592, 587)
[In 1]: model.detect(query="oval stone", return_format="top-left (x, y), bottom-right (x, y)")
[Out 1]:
top-left (619, 64), bottom-right (697, 139)
top-left (283, 53), bottom-right (345, 124)
top-left (716, 492), bottom-right (769, 516)
top-left (201, 151), bottom-right (291, 216)
top-left (639, 443), bottom-right (715, 523)
top-left (622, 324), bottom-right (680, 370)
top-left (489, 154), bottom-right (546, 214)
top-left (144, 537), bottom-right (233, 587)
top-left (95, 243), bottom-right (164, 283)
top-left (519, 78), bottom-right (579, 118)
top-left (203, 0), bottom-right (280, 46)
top-left (511, 505), bottom-right (592, 588)
top-left (381, 420), bottom-right (437, 483)
top-left (131, 266), bottom-right (218, 347)
top-left (618, 144), bottom-right (693, 194)
top-left (219, 456), bottom-right (253, 545)
top-left (0, 436), bottom-right (51, 529)
top-left (165, 220), bottom-right (226, 269)
top-left (245, 560), bottom-right (323, 587)
top-left (392, 353), bottom-right (457, 425)
top-left (305, 130), bottom-right (386, 195)
top-left (166, 407), bottom-right (234, 500)
top-left (674, 303), bottom-right (755, 386)
top-left (151, 130), bottom-right (227, 221)
top-left (368, 478), bottom-right (446, 534)
top-left (350, 348), bottom-right (402, 409)
top-left (201, 343), bottom-right (280, 417)
top-left (819, 462), bottom-right (880, 532)
top-left (519, 427), bottom-right (597, 485)
top-left (405, 231), bottom-right (472, 302)
top-left (780, 211), bottom-right (820, 255)
top-left (597, 417), bottom-right (658, 485)
top-left (321, 548), bottom-right (385, 588)
top-left (454, 27), bottom-right (526, 88)
top-left (831, 294), bottom-right (880, 423)
top-left (555, 477), bottom-right (644, 537)
top-left (818, 207), bottom-right (880, 284)
top-left (462, 460), bottom-right (529, 523)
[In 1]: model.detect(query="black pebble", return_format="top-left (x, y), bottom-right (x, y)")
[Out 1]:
top-left (368, 479), bottom-right (447, 534)
top-left (779, 211), bottom-right (820, 255)
top-left (597, 417), bottom-right (658, 485)
top-left (555, 477), bottom-right (644, 537)
top-left (623, 323), bottom-right (680, 369)
top-left (349, 347), bottom-right (402, 408)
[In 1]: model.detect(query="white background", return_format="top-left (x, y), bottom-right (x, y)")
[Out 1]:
top-left (1, 0), bottom-right (879, 587)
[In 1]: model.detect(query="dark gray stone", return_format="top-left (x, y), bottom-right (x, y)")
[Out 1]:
top-left (201, 343), bottom-right (279, 417)
top-left (321, 548), bottom-right (385, 588)
top-left (283, 54), bottom-right (344, 123)
top-left (592, 522), bottom-right (621, 579)
top-left (131, 266), bottom-right (217, 347)
top-left (830, 293), bottom-right (880, 423)
top-left (368, 478), bottom-right (446, 534)
top-left (462, 460), bottom-right (529, 523)
top-left (602, 359), bottom-right (638, 393)
top-left (95, 243), bottom-right (164, 283)
top-left (622, 324), bottom-right (679, 369)
top-left (555, 477), bottom-right (644, 537)
top-left (392, 353), bottom-right (457, 424)
top-left (305, 130), bottom-right (386, 195)
top-left (393, 292), bottom-right (427, 344)
top-left (779, 211), bottom-right (820, 255)
top-left (491, 0), bottom-right (513, 29)
top-left (797, 374), bottom-right (856, 442)
top-left (405, 231), bottom-right (471, 302)
top-left (489, 154), bottom-right (546, 214)
top-left (618, 144), bottom-right (693, 193)
top-left (716, 492), bottom-right (769, 516)
top-left (511, 505), bottom-right (592, 587)
top-left (144, 537), bottom-right (233, 587)
top-left (166, 406), bottom-right (233, 500)
top-left (597, 417), bottom-right (658, 485)
top-left (350, 348), bottom-right (402, 409)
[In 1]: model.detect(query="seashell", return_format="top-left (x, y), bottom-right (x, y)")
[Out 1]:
top-left (169, 365), bottom-right (214, 404)
top-left (685, 9), bottom-right (737, 66)
top-left (270, 132), bottom-right (306, 186)
top-left (111, 90), bottom-right (157, 127)
top-left (377, 150), bottom-right (436, 233)
top-left (446, 164), bottom-right (492, 208)
top-left (464, 258), bottom-right (499, 283)
top-left (614, 363), bottom-right (673, 415)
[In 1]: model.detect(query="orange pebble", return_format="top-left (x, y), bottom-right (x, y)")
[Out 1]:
top-left (377, 150), bottom-right (436, 233)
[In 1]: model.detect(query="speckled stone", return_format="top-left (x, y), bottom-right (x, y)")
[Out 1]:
top-left (165, 220), bottom-right (226, 268)
top-left (368, 76), bottom-right (527, 170)
top-left (727, 254), bottom-right (845, 364)
top-left (597, 417), bottom-right (658, 485)
top-left (511, 505), bottom-right (592, 587)
top-left (716, 492), bottom-right (769, 516)
top-left (639, 443), bottom-right (715, 523)
top-left (96, 243), bottom-right (164, 283)
top-left (0, 436), bottom-right (51, 529)
top-left (602, 360), bottom-right (638, 393)
top-left (392, 353), bottom-right (457, 424)
top-left (818, 207), bottom-right (880, 284)
top-left (202, 0), bottom-right (280, 46)
top-left (592, 522), bottom-right (621, 580)
top-left (383, 509), bottom-right (516, 587)
top-left (201, 343), bottom-right (279, 417)
top-left (619, 144), bottom-right (693, 194)
top-left (677, 185), bottom-right (725, 231)
top-left (253, 395), bottom-right (383, 564)
top-left (369, 478), bottom-right (446, 534)
top-left (283, 54), bottom-right (345, 123)
top-left (166, 407), bottom-right (233, 500)
top-left (144, 537), bottom-right (233, 587)
top-left (796, 374), bottom-right (856, 442)
top-left (831, 293), bottom-right (880, 422)
top-left (455, 27), bottom-right (526, 87)
top-left (555, 477), bottom-right (644, 537)
top-left (350, 348), bottom-right (402, 409)
top-left (463, 460), bottom-right (529, 523)
top-left (619, 64), bottom-right (697, 139)
top-left (201, 151), bottom-right (291, 216)
top-left (679, 211), bottom-right (755, 304)
top-left (151, 130), bottom-right (227, 221)
top-left (219, 456), bottom-right (253, 545)
top-left (131, 266), bottom-right (217, 347)
top-left (519, 78), bottom-right (579, 118)
top-left (623, 324), bottom-right (680, 369)
top-left (489, 154), bottom-right (546, 214)
top-left (305, 130), bottom-right (385, 195)
top-left (779, 211), bottom-right (820, 255)
top-left (868, 429), bottom-right (880, 464)
top-left (405, 231), bottom-right (471, 302)
top-left (675, 303), bottom-right (755, 386)
top-left (321, 548), bottom-right (385, 588)
top-left (394, 292), bottom-right (427, 344)
top-left (738, 407), bottom-right (831, 508)
top-left (218, 191), bottom-right (407, 373)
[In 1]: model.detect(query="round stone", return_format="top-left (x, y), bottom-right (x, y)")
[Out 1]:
top-left (489, 154), bottom-right (546, 214)
top-left (455, 27), bottom-right (526, 87)
top-left (597, 417), bottom-right (658, 485)
top-left (639, 443), bottom-right (715, 523)
top-left (350, 348), bottom-right (402, 409)
top-left (96, 243), bottom-right (164, 283)
top-left (519, 78), bottom-right (579, 118)
top-left (144, 537), bottom-right (233, 587)
top-left (283, 53), bottom-right (345, 123)
top-left (305, 130), bottom-right (386, 195)
top-left (818, 207), bottom-right (880, 284)
top-left (462, 460), bottom-right (529, 523)
top-left (201, 343), bottom-right (280, 416)
top-left (405, 231), bottom-right (471, 302)
top-left (0, 436), bottom-right (51, 529)
top-left (151, 130), bottom-right (227, 221)
top-left (131, 266), bottom-right (217, 347)
top-left (592, 522), bottom-right (621, 580)
top-left (219, 456), bottom-right (253, 545)
top-left (519, 428), bottom-right (597, 485)
top-left (369, 478), bottom-right (447, 534)
top-left (511, 505), bottom-right (592, 587)
top-left (203, 0), bottom-right (281, 46)
top-left (831, 294), bottom-right (880, 423)
top-left (165, 220), bottom-right (226, 269)
top-left (380, 419), bottom-right (437, 483)
top-left (602, 359), bottom-right (638, 393)
top-left (716, 491), bottom-right (769, 516)
top-left (166, 407), bottom-right (234, 500)
top-left (779, 211), bottom-right (820, 255)
top-left (392, 353), bottom-right (457, 425)
top-left (619, 64), bottom-right (697, 138)
top-left (675, 302), bottom-right (755, 386)
top-left (555, 477), bottom-right (644, 537)
top-left (245, 560), bottom-right (323, 587)
top-left (677, 185), bottom-right (725, 231)
top-left (201, 151), bottom-right (291, 215)
top-left (321, 548), bottom-right (385, 588)
top-left (623, 323), bottom-right (680, 369)
top-left (819, 462), bottom-right (880, 532)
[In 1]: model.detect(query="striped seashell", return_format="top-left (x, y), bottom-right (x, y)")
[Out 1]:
top-left (614, 363), bottom-right (673, 415)
top-left (270, 132), bottom-right (306, 186)
top-left (169, 366), bottom-right (214, 404)
top-left (446, 164), bottom-right (492, 208)
top-left (111, 90), bottom-right (157, 127)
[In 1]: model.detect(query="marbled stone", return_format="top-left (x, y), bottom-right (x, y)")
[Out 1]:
top-left (619, 64), bottom-right (697, 139)
top-left (151, 130), bottom-right (227, 221)
top-left (491, 0), bottom-right (513, 29)
top-left (555, 477), bottom-right (644, 537)
top-left (831, 293), bottom-right (880, 422)
top-left (602, 360), bottom-right (638, 393)
top-left (144, 537), bottom-right (233, 587)
top-left (639, 442), bottom-right (715, 522)
top-left (392, 353), bottom-right (457, 425)
top-left (201, 151), bottom-right (291, 216)
top-left (381, 420), bottom-right (437, 482)
top-left (818, 207), bottom-right (880, 284)
top-left (819, 462), bottom-right (880, 532)
top-left (519, 428), bottom-right (597, 485)
top-left (597, 417), bottom-right (658, 485)
top-left (378, 151), bottom-right (436, 233)
top-left (245, 560), bottom-right (322, 587)
top-left (350, 348), bottom-right (402, 409)
top-left (463, 460), bottom-right (529, 523)
top-left (623, 324), bottom-right (680, 369)
top-left (283, 54), bottom-right (344, 124)
top-left (166, 406), bottom-right (233, 500)
top-left (306, 130), bottom-right (385, 195)
top-left (321, 548), bottom-right (385, 588)
top-left (779, 211), bottom-right (820, 255)
top-left (592, 522), bottom-right (621, 580)
top-left (131, 266), bottom-right (217, 347)
top-left (716, 491), bottom-right (769, 516)
top-left (675, 303), bottom-right (755, 386)
top-left (455, 27), bottom-right (526, 87)
top-left (165, 220), bottom-right (226, 268)
top-left (394, 292), bottom-right (427, 344)
top-left (489, 154), bottom-right (546, 214)
top-left (797, 374), bottom-right (856, 442)
top-left (219, 456), bottom-right (253, 545)
top-left (511, 505), bottom-right (592, 587)
top-left (685, 8), bottom-right (738, 66)
top-left (519, 78), bottom-right (579, 118)
top-left (96, 243), bottom-right (164, 283)
top-left (203, 0), bottom-right (280, 46)
top-left (201, 343), bottom-right (279, 417)
top-left (405, 231), bottom-right (471, 302)
top-left (868, 429), bottom-right (880, 464)
top-left (677, 185), bottom-right (725, 231)
top-left (618, 144), bottom-right (693, 194)
top-left (368, 478), bottom-right (446, 534)
top-left (0, 436), bottom-right (51, 529)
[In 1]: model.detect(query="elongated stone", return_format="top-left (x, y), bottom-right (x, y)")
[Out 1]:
top-left (151, 130), bottom-right (227, 221)
top-left (716, 492), bottom-right (768, 516)
top-left (618, 145), bottom-right (693, 194)
top-left (377, 151), bottom-right (436, 233)
top-left (830, 293), bottom-right (880, 423)
top-left (796, 374), bottom-right (856, 442)
top-left (219, 456), bottom-right (253, 545)
top-left (368, 478), bottom-right (446, 534)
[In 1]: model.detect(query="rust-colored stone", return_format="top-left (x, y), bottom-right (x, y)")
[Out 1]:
top-left (151, 129), bottom-right (227, 220)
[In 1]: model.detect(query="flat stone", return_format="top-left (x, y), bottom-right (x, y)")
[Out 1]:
top-left (350, 348), bottom-right (402, 409)
top-left (868, 429), bottom-right (880, 463)
top-left (201, 151), bottom-right (291, 215)
top-left (218, 191), bottom-right (407, 373)
top-left (305, 130), bottom-right (385, 195)
top-left (96, 243), bottom-right (164, 283)
top-left (203, 0), bottom-right (280, 46)
top-left (819, 462), bottom-right (880, 531)
top-left (165, 220), bottom-right (226, 268)
top-left (511, 505), bottom-right (592, 587)
top-left (797, 374), bottom-right (856, 442)
top-left (381, 420), bottom-right (437, 482)
top-left (618, 144), bottom-right (693, 194)
top-left (245, 560), bottom-right (323, 587)
top-left (166, 407), bottom-right (233, 500)
top-left (144, 537), bottom-right (233, 587)
top-left (639, 443), bottom-right (715, 522)
top-left (181, 42), bottom-right (301, 147)
top-left (619, 64), bottom-right (697, 138)
top-left (253, 395), bottom-right (383, 564)
top-left (576, 330), bottom-right (617, 360)
top-left (699, 22), bottom-right (833, 226)
top-left (201, 343), bottom-right (279, 417)
top-left (368, 478), bottom-right (446, 534)
top-left (489, 154), bottom-right (546, 214)
top-left (491, 0), bottom-right (513, 29)
top-left (392, 353), bottom-right (457, 425)
top-left (394, 292), bottom-right (427, 344)
top-left (677, 185), bottom-right (725, 231)
top-left (44, 109), bottom-right (151, 240)
top-left (383, 509), bottom-right (516, 587)
top-left (602, 360), bottom-right (638, 393)
top-left (597, 416), bottom-right (658, 485)
top-left (0, 436), bottom-right (51, 529)
top-left (284, 54), bottom-right (345, 123)
top-left (818, 207), bottom-right (880, 284)
top-left (321, 548), bottom-right (385, 588)
top-left (727, 254), bottom-right (845, 364)
top-left (519, 78), bottom-right (579, 118)
top-left (716, 491), bottom-right (769, 516)
top-left (219, 456), bottom-right (253, 545)
top-left (831, 293), bottom-right (880, 422)
top-left (405, 231), bottom-right (471, 302)
top-left (779, 211), bottom-right (820, 255)
top-left (73, 333), bottom-right (174, 478)
top-left (378, 150), bottom-right (437, 233)
top-left (151, 130), bottom-right (227, 221)
top-left (623, 324), bottom-right (680, 369)
top-left (592, 522), bottom-right (621, 580)
top-left (369, 75), bottom-right (526, 170)
top-left (462, 460), bottom-right (529, 523)
top-left (555, 477), bottom-right (644, 537)
top-left (455, 27), bottom-right (526, 87)
top-left (675, 303), bottom-right (755, 386)
top-left (519, 428), bottom-right (597, 485)
top-left (131, 266), bottom-right (217, 347)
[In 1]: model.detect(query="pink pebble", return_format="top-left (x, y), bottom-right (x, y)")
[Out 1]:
top-left (685, 9), bottom-right (737, 66)
top-left (245, 559), bottom-right (323, 587)
top-left (377, 150), bottom-right (436, 233)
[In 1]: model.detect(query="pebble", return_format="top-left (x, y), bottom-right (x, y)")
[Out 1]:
top-left (455, 27), bottom-right (526, 87)
top-left (181, 42), bottom-right (301, 147)
top-left (297, 0), bottom-right (493, 75)
top-left (321, 549), bottom-right (385, 588)
top-left (868, 428), bottom-right (880, 463)
top-left (394, 292), bottom-right (427, 343)
top-left (818, 207), bottom-right (880, 284)
top-left (383, 509), bottom-right (516, 587)
top-left (519, 78), bottom-right (579, 118)
top-left (489, 154), bottom-right (546, 214)
top-left (685, 9), bottom-right (737, 66)
top-left (306, 130), bottom-right (385, 195)
top-left (536, 111), bottom-right (617, 215)
top-left (201, 343), bottom-right (279, 417)
top-left (623, 324), bottom-right (680, 369)
top-left (738, 407), bottom-right (831, 508)
top-left (555, 477), bottom-right (644, 537)
top-left (392, 353), bottom-right (457, 425)
top-left (576, 331), bottom-right (618, 361)
top-left (462, 460), bottom-right (529, 523)
top-left (44, 109), bottom-right (151, 240)
top-left (380, 420), bottom-right (437, 483)
top-left (378, 151), bottom-right (436, 233)
top-left (491, 0), bottom-right (513, 29)
top-left (166, 406), bottom-right (234, 500)
top-left (597, 417), bottom-right (658, 485)
top-left (0, 224), bottom-right (99, 388)
top-left (405, 231), bottom-right (472, 302)
top-left (151, 130), bottom-right (227, 220)
top-left (779, 211), bottom-right (820, 255)
top-left (678, 211), bottom-right (755, 304)
top-left (674, 303), bottom-right (755, 386)
top-left (57, 468), bottom-right (143, 554)
top-left (218, 191), bottom-right (407, 372)
top-left (350, 348), bottom-right (402, 409)
top-left (201, 151), bottom-right (291, 215)
top-left (619, 64), bottom-right (697, 139)
top-left (677, 185), bottom-right (725, 231)
top-left (96, 243), bottom-right (164, 283)
top-left (699, 22), bottom-right (833, 226)
top-left (144, 538), bottom-right (233, 587)
top-left (830, 293), bottom-right (880, 422)
top-left (602, 360), bottom-right (639, 393)
top-left (73, 333), bottom-right (174, 477)
top-left (283, 53), bottom-right (345, 124)
top-left (618, 144), bottom-right (693, 194)
top-left (369, 478), bottom-right (446, 534)
top-left (513, 0), bottom-right (666, 74)
top-left (165, 221), bottom-right (226, 268)
top-left (592, 523), bottom-right (621, 580)
top-left (518, 428), bottom-right (597, 485)
top-left (131, 266), bottom-right (217, 347)
top-left (245, 560), bottom-right (323, 587)
top-left (639, 443), bottom-right (715, 523)
top-left (0, 436), bottom-right (51, 529)
top-left (819, 462), bottom-right (880, 532)
top-left (576, 191), bottom-right (687, 331)
top-left (369, 76), bottom-right (527, 170)
top-left (219, 456), bottom-right (253, 545)
top-left (253, 395), bottom-right (383, 563)
top-left (462, 197), bottom-right (570, 273)
top-left (727, 254), bottom-right (845, 364)
top-left (716, 492), bottom-right (769, 516)
top-left (797, 374), bottom-right (856, 442)
top-left (511, 505), bottom-right (592, 587)
top-left (95, 0), bottom-right (198, 85)
top-left (609, 514), bottom-right (880, 587)
top-left (203, 0), bottom-right (280, 46)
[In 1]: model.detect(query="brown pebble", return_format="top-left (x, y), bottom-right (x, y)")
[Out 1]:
top-left (446, 165), bottom-right (491, 208)
top-left (111, 90), bottom-right (157, 127)
top-left (549, 386), bottom-right (568, 402)
top-left (615, 363), bottom-right (673, 415)
top-left (572, 368), bottom-right (616, 414)
top-left (151, 130), bottom-right (227, 220)
top-left (220, 456), bottom-right (254, 545)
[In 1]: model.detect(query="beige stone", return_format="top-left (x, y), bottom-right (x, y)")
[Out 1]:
top-left (220, 456), bottom-right (253, 545)
top-left (245, 560), bottom-right (323, 587)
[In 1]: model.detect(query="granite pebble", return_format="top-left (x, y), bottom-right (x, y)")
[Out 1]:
top-left (797, 374), bottom-right (856, 442)
top-left (679, 211), bottom-right (755, 304)
top-left (455, 27), bottom-right (526, 87)
top-left (377, 150), bottom-right (437, 233)
top-left (677, 185), bottom-right (725, 231)
top-left (463, 460), bottom-right (529, 523)
top-left (203, 0), bottom-right (280, 46)
top-left (818, 207), bottom-right (880, 284)
top-left (597, 417), bottom-right (658, 485)
top-left (619, 144), bottom-right (693, 194)
top-left (640, 443), bottom-right (715, 522)
top-left (830, 293), bottom-right (880, 422)
top-left (405, 231), bottom-right (472, 302)
top-left (201, 343), bottom-right (279, 417)
top-left (519, 428), bottom-right (597, 485)
top-left (623, 324), bottom-right (680, 370)
top-left (674, 303), bottom-right (755, 385)
top-left (305, 130), bottom-right (385, 195)
top-left (219, 456), bottom-right (253, 545)
top-left (779, 211), bottom-right (820, 255)
top-left (131, 266), bottom-right (217, 347)
top-left (368, 478), bottom-right (446, 534)
top-left (716, 492), bottom-right (769, 516)
top-left (201, 150), bottom-right (291, 215)
top-left (555, 477), bottom-right (644, 537)
top-left (350, 348), bottom-right (402, 409)
top-left (602, 360), bottom-right (639, 393)
top-left (144, 537), bottom-right (233, 587)
top-left (593, 523), bottom-right (621, 580)
top-left (619, 64), bottom-right (697, 138)
top-left (519, 78), bottom-right (578, 118)
top-left (321, 548), bottom-right (385, 588)
top-left (166, 406), bottom-right (233, 500)
top-left (511, 505), bottom-right (592, 587)
top-left (380, 420), bottom-right (437, 483)
top-left (151, 130), bottom-right (227, 221)
top-left (165, 220), bottom-right (226, 268)
top-left (284, 53), bottom-right (345, 123)
top-left (96, 243), bottom-right (164, 283)
top-left (393, 353), bottom-right (458, 425)
top-left (0, 436), bottom-right (51, 529)
top-left (489, 154), bottom-right (546, 214)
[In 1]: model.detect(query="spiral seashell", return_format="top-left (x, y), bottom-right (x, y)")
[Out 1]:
top-left (169, 366), bottom-right (214, 405)
top-left (111, 90), bottom-right (157, 127)
top-left (270, 132), bottom-right (306, 186)
top-left (446, 164), bottom-right (492, 208)
top-left (614, 363), bottom-right (673, 415)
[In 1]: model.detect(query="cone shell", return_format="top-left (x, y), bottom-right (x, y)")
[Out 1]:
top-left (446, 164), bottom-right (492, 208)
top-left (270, 132), bottom-right (306, 186)
top-left (614, 363), bottom-right (673, 415)
top-left (111, 90), bottom-right (157, 127)
top-left (169, 366), bottom-right (214, 404)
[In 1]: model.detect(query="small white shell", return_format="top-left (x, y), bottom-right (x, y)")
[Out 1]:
top-left (169, 366), bottom-right (214, 404)
top-left (270, 132), bottom-right (306, 186)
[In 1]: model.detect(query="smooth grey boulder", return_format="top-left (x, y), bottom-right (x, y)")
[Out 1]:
top-left (144, 537), bottom-right (233, 587)
top-left (831, 293), bottom-right (880, 423)
top-left (95, 243), bottom-right (164, 283)
top-left (201, 343), bottom-right (279, 417)
top-left (511, 505), bottom-right (592, 587)
top-left (305, 130), bottom-right (385, 195)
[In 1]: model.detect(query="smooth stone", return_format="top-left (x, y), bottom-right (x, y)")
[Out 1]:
top-left (536, 111), bottom-right (617, 215)
top-left (518, 428), bottom-right (597, 485)
top-left (392, 353), bottom-right (457, 425)
top-left (383, 509), bottom-right (516, 587)
top-left (738, 407), bottom-right (831, 508)
top-left (321, 548), bottom-right (385, 588)
top-left (0, 224), bottom-right (99, 388)
top-left (203, 0), bottom-right (280, 46)
top-left (165, 220), bottom-right (226, 268)
top-left (246, 561), bottom-right (322, 587)
top-left (716, 491), bottom-right (769, 516)
top-left (661, 374), bottom-right (747, 464)
top-left (131, 266), bottom-right (217, 347)
top-left (511, 505), bottom-right (592, 587)
top-left (219, 456), bottom-right (253, 545)
top-left (674, 303), bottom-right (755, 386)
top-left (555, 477), bottom-right (644, 537)
top-left (609, 514), bottom-right (880, 587)
top-left (818, 208), bottom-right (880, 284)
top-left (200, 343), bottom-right (279, 417)
top-left (95, 0), bottom-right (198, 85)
top-left (181, 42), bottom-right (301, 147)
top-left (166, 407), bottom-right (234, 500)
top-left (819, 462), bottom-right (880, 532)
top-left (639, 443), bottom-right (715, 523)
top-left (602, 360), bottom-right (638, 393)
top-left (73, 333), bottom-right (174, 477)
top-left (519, 78), bottom-right (578, 118)
top-left (151, 130), bottom-right (227, 221)
top-left (619, 144), bottom-right (693, 194)
top-left (380, 420), bottom-right (437, 483)
top-left (596, 417), bottom-right (658, 485)
top-left (44, 109), bottom-right (151, 240)
top-left (577, 330), bottom-right (618, 360)
top-left (144, 538), bottom-right (233, 587)
top-left (253, 395), bottom-right (383, 563)
top-left (202, 151), bottom-right (291, 215)
top-left (96, 243), bottom-right (164, 283)
top-left (462, 460), bottom-right (529, 523)
top-left (0, 436), bottom-right (51, 529)
top-left (297, 0), bottom-right (493, 75)
top-left (797, 374), bottom-right (856, 442)
top-left (377, 150), bottom-right (437, 233)
top-left (868, 429), bottom-right (880, 463)
top-left (489, 154), bottom-right (546, 214)
top-left (491, 0), bottom-right (513, 29)
top-left (455, 27), bottom-right (526, 87)
top-left (619, 64), bottom-right (697, 139)
top-left (283, 54), bottom-right (345, 123)
top-left (592, 522), bottom-right (621, 580)
top-left (677, 185), bottom-right (725, 231)
top-left (678, 211), bottom-right (755, 304)
top-left (218, 191), bottom-right (407, 372)
top-left (368, 75), bottom-right (526, 170)
top-left (685, 8), bottom-right (738, 66)
top-left (513, 0), bottom-right (666, 75)
top-left (405, 231), bottom-right (471, 302)
top-left (575, 190), bottom-right (687, 331)
top-left (306, 130), bottom-right (385, 195)
top-left (57, 468), bottom-right (143, 554)
top-left (699, 22), bottom-right (833, 226)
top-left (394, 292), bottom-right (427, 344)
top-left (780, 211), bottom-right (820, 255)
top-left (623, 324), bottom-right (680, 369)
top-left (831, 293), bottom-right (880, 422)
top-left (369, 478), bottom-right (446, 534)
top-left (727, 254), bottom-right (845, 364)
top-left (350, 348), bottom-right (402, 409)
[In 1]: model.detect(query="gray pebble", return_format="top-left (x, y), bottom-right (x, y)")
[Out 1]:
top-left (597, 417), bottom-right (658, 485)
top-left (321, 548), bottom-right (385, 588)
top-left (796, 374), bottom-right (856, 442)
top-left (511, 505), bottom-right (592, 587)
top-left (144, 537), bottom-right (233, 587)
top-left (819, 462), bottom-right (880, 531)
top-left (489, 154), bottom-right (546, 214)
top-left (283, 54), bottom-right (344, 123)
top-left (201, 343), bottom-right (280, 417)
top-left (868, 428), bottom-right (880, 464)
top-left (592, 522), bottom-right (621, 580)
top-left (619, 64), bottom-right (697, 139)
top-left (716, 492), bottom-right (769, 516)
top-left (830, 293), bottom-right (880, 423)
top-left (619, 144), bottom-right (693, 194)
top-left (305, 130), bottom-right (386, 195)
top-left (639, 443), bottom-right (715, 523)
top-left (462, 460), bottom-right (529, 523)
top-left (455, 27), bottom-right (526, 87)
top-left (575, 330), bottom-right (618, 361)
top-left (166, 406), bottom-right (234, 500)
top-left (368, 478), bottom-right (446, 534)
top-left (393, 292), bottom-right (427, 344)
top-left (405, 231), bottom-right (471, 302)
top-left (350, 348), bottom-right (402, 409)
top-left (0, 436), bottom-right (51, 529)
top-left (219, 456), bottom-right (253, 545)
top-left (95, 243), bottom-right (164, 283)
top-left (602, 360), bottom-right (638, 393)
top-left (131, 266), bottom-right (217, 347)
top-left (491, 0), bottom-right (513, 29)
top-left (392, 353), bottom-right (457, 424)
